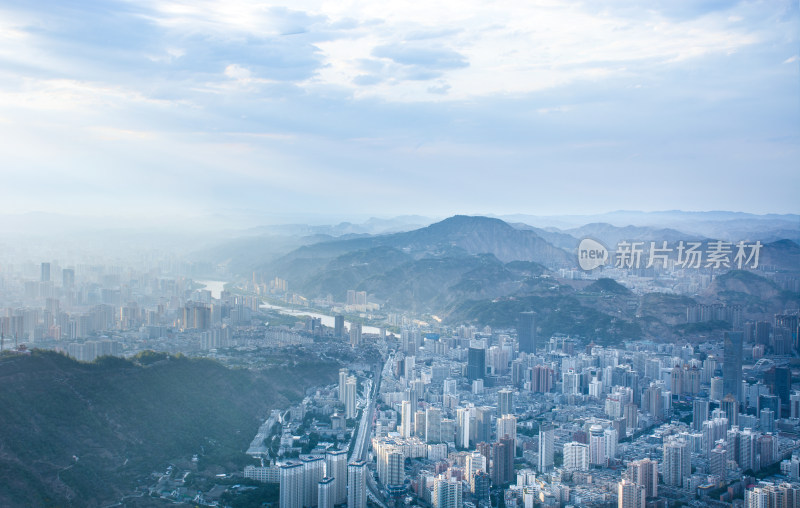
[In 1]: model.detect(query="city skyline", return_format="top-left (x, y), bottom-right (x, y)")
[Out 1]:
top-left (0, 0), bottom-right (798, 220)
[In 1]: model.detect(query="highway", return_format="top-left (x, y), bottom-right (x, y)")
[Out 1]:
top-left (351, 357), bottom-right (391, 508)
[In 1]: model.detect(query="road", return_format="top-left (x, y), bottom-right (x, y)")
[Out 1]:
top-left (351, 358), bottom-right (390, 508)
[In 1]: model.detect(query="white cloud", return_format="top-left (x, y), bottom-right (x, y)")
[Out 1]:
top-left (304, 0), bottom-right (758, 100)
top-left (115, 0), bottom-right (766, 101)
top-left (0, 78), bottom-right (188, 112)
top-left (224, 63), bottom-right (252, 80)
top-left (0, 0), bottom-right (796, 217)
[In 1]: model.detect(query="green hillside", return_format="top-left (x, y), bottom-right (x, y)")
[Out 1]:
top-left (259, 215), bottom-right (573, 291)
top-left (702, 270), bottom-right (800, 315)
top-left (449, 293), bottom-right (642, 344)
top-left (0, 350), bottom-right (337, 507)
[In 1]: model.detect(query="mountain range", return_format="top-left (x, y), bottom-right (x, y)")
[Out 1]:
top-left (193, 211), bottom-right (799, 275)
top-left (234, 215), bottom-right (796, 341)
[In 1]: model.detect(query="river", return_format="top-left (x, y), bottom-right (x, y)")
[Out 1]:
top-left (197, 280), bottom-right (227, 299)
top-left (259, 302), bottom-right (382, 335)
top-left (198, 281), bottom-right (381, 335)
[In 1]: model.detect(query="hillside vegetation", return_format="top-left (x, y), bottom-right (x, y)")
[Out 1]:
top-left (0, 350), bottom-right (337, 507)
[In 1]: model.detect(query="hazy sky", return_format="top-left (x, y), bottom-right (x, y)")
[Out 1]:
top-left (1, 0), bottom-right (798, 222)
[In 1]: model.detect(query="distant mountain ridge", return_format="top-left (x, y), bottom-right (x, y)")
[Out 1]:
top-left (258, 216), bottom-right (575, 299)
top-left (186, 211), bottom-right (798, 276)
top-left (269, 215), bottom-right (571, 264)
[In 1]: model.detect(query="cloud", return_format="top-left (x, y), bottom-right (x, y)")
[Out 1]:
top-left (427, 83), bottom-right (451, 95)
top-left (373, 44), bottom-right (469, 70)
top-left (224, 63), bottom-right (251, 80)
top-left (0, 0), bottom-right (797, 218)
top-left (1, 0), bottom-right (774, 101)
top-left (353, 74), bottom-right (382, 86)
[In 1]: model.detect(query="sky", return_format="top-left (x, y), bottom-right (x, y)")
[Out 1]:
top-left (0, 0), bottom-right (798, 224)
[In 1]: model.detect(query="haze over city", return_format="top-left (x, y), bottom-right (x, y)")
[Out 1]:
top-left (2, 1), bottom-right (800, 508)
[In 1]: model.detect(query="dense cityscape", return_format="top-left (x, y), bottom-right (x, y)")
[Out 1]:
top-left (1, 222), bottom-right (799, 508)
top-left (1, 0), bottom-right (797, 506)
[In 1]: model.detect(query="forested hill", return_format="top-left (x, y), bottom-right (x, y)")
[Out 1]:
top-left (0, 350), bottom-right (337, 507)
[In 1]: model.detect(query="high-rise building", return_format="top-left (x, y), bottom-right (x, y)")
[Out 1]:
top-left (339, 368), bottom-right (349, 403)
top-left (496, 414), bottom-right (517, 447)
top-left (703, 416), bottom-right (729, 457)
top-left (401, 400), bottom-right (413, 439)
top-left (302, 456), bottom-right (325, 507)
top-left (440, 418), bottom-right (456, 444)
top-left (181, 303), bottom-right (211, 330)
top-left (773, 366), bottom-right (792, 409)
top-left (498, 388), bottom-right (513, 416)
top-left (491, 437), bottom-right (514, 486)
top-left (443, 378), bottom-right (457, 396)
top-left (334, 315), bottom-right (344, 338)
top-left (62, 268), bottom-right (74, 288)
top-left (404, 356), bottom-right (416, 380)
top-left (663, 437), bottom-right (690, 487)
top-left (345, 376), bottom-right (358, 419)
top-left (376, 445), bottom-right (404, 487)
top-left (517, 312), bottom-right (536, 354)
top-left (562, 369), bottom-right (581, 395)
top-left (426, 407), bottom-right (442, 444)
top-left (433, 475), bottom-right (463, 508)
top-left (333, 314), bottom-right (344, 337)
top-left (759, 394), bottom-right (780, 419)
top-left (744, 482), bottom-right (800, 508)
top-left (471, 471), bottom-right (490, 503)
top-left (754, 321), bottom-right (772, 345)
top-left (618, 479), bottom-right (646, 508)
top-left (604, 427), bottom-right (618, 462)
top-left (538, 423), bottom-right (555, 472)
top-left (710, 444), bottom-right (727, 479)
top-left (563, 442), bottom-right (589, 471)
top-left (466, 451), bottom-right (487, 481)
top-left (711, 376), bottom-right (724, 402)
top-left (467, 347), bottom-right (486, 381)
top-left (401, 328), bottom-right (411, 354)
top-left (724, 331), bottom-right (743, 400)
top-left (775, 313), bottom-right (799, 352)
top-left (759, 434), bottom-right (778, 470)
top-left (350, 324), bottom-right (362, 348)
top-left (318, 477), bottom-right (335, 508)
top-left (624, 403), bottom-right (639, 434)
top-left (347, 461), bottom-right (367, 508)
top-left (737, 428), bottom-right (758, 472)
top-left (41, 262), bottom-right (50, 282)
top-left (530, 364), bottom-right (554, 393)
top-left (415, 409), bottom-right (426, 439)
top-left (643, 383), bottom-right (664, 421)
top-left (791, 391), bottom-right (800, 419)
top-left (475, 406), bottom-right (493, 444)
top-left (280, 461), bottom-right (304, 508)
top-left (325, 449), bottom-right (348, 505)
top-left (624, 458), bottom-right (658, 499)
top-left (456, 407), bottom-right (471, 449)
top-left (692, 399), bottom-right (710, 432)
top-left (722, 394), bottom-right (739, 428)
top-left (589, 425), bottom-right (606, 466)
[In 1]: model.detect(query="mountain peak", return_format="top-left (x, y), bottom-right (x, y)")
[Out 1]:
top-left (427, 215), bottom-right (513, 231)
